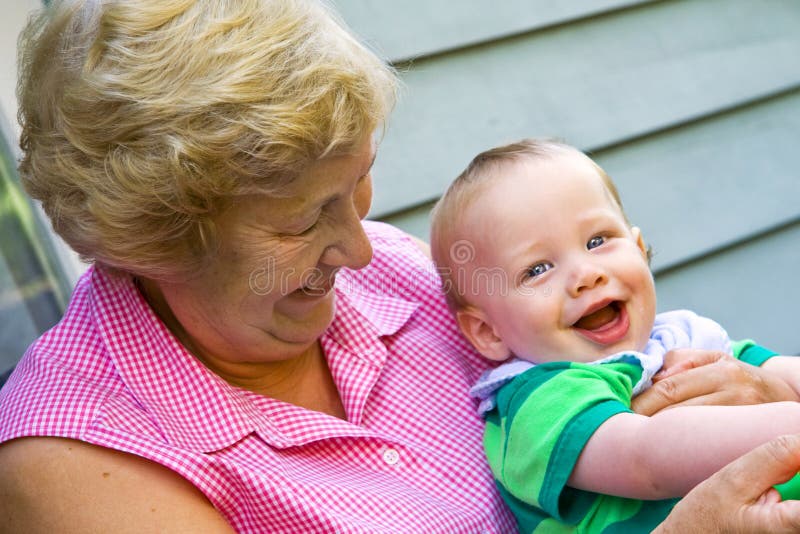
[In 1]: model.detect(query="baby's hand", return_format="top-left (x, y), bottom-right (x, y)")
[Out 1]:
top-left (632, 349), bottom-right (799, 416)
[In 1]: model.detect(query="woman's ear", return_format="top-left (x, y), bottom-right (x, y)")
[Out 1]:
top-left (456, 307), bottom-right (511, 362)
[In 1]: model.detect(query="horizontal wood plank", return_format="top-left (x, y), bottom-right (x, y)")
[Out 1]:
top-left (595, 90), bottom-right (800, 272)
top-left (334, 0), bottom-right (655, 62)
top-left (379, 89), bottom-right (800, 273)
top-left (655, 221), bottom-right (800, 355)
top-left (370, 0), bottom-right (800, 217)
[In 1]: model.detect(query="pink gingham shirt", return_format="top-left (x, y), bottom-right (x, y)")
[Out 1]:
top-left (0, 221), bottom-right (515, 533)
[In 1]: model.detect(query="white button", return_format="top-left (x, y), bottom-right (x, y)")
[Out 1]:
top-left (382, 448), bottom-right (400, 465)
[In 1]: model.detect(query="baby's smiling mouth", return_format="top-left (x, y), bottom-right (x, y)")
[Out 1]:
top-left (572, 301), bottom-right (630, 346)
top-left (573, 301), bottom-right (620, 330)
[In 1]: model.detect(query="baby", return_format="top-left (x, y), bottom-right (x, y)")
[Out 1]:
top-left (430, 138), bottom-right (800, 532)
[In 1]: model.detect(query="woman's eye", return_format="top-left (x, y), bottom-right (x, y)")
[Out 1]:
top-left (290, 218), bottom-right (319, 236)
top-left (525, 262), bottom-right (553, 279)
top-left (299, 222), bottom-right (317, 234)
top-left (587, 236), bottom-right (605, 250)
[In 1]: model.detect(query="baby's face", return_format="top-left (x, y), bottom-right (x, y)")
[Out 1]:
top-left (462, 154), bottom-right (656, 364)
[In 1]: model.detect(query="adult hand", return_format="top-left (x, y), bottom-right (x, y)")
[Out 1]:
top-left (632, 349), bottom-right (799, 416)
top-left (654, 434), bottom-right (800, 533)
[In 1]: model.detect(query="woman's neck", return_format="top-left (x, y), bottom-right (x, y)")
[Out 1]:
top-left (135, 276), bottom-right (347, 419)
top-left (206, 341), bottom-right (346, 420)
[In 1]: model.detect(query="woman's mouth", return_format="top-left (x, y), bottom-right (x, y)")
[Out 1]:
top-left (290, 276), bottom-right (335, 299)
top-left (286, 268), bottom-right (340, 299)
top-left (572, 301), bottom-right (630, 345)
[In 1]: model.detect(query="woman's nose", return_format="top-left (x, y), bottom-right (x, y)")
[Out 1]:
top-left (320, 215), bottom-right (373, 270)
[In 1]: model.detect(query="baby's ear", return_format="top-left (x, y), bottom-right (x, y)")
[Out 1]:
top-left (456, 307), bottom-right (511, 362)
top-left (631, 226), bottom-right (648, 259)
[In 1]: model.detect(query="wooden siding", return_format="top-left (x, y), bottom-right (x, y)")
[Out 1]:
top-left (365, 0), bottom-right (800, 217)
top-left (335, 0), bottom-right (800, 354)
top-left (334, 0), bottom-right (656, 62)
top-left (656, 221), bottom-right (800, 355)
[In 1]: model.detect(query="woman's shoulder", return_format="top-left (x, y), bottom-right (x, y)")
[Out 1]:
top-left (0, 436), bottom-right (234, 532)
top-left (0, 269), bottom-right (135, 445)
top-left (352, 221), bottom-right (491, 377)
top-left (363, 220), bottom-right (429, 261)
top-left (0, 341), bottom-right (120, 445)
top-left (358, 220), bottom-right (440, 293)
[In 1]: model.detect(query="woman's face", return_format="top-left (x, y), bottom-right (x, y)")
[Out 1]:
top-left (144, 136), bottom-right (376, 372)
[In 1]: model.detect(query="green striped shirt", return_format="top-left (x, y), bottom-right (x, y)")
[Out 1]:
top-left (483, 340), bottom-right (776, 533)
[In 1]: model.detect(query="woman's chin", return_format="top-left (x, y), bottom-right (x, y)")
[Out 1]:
top-left (271, 292), bottom-right (336, 342)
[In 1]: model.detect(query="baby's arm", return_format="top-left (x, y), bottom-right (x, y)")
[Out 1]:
top-left (569, 401), bottom-right (800, 499)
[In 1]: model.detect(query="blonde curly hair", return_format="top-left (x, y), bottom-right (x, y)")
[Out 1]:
top-left (18, 0), bottom-right (397, 279)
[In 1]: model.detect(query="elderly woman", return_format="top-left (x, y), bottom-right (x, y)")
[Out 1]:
top-left (0, 1), bottom-right (798, 532)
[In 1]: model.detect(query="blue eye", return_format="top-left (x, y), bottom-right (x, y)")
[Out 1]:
top-left (525, 262), bottom-right (553, 279)
top-left (587, 236), bottom-right (605, 250)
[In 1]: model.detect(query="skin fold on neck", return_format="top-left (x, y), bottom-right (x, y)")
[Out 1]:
top-left (136, 276), bottom-right (347, 419)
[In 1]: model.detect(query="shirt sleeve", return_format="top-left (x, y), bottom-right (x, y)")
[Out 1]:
top-left (485, 360), bottom-right (641, 523)
top-left (732, 339), bottom-right (780, 366)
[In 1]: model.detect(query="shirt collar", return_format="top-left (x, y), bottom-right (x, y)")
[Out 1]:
top-left (325, 269), bottom-right (419, 363)
top-left (90, 267), bottom-right (271, 452)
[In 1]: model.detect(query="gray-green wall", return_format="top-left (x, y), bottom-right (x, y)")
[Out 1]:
top-left (335, 0), bottom-right (800, 355)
